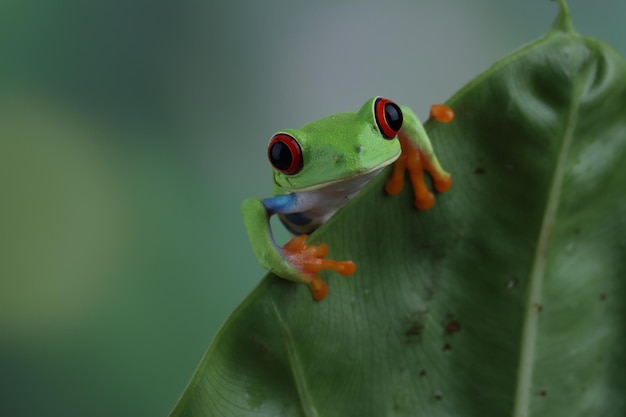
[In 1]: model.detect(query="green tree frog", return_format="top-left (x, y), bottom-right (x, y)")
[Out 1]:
top-left (242, 97), bottom-right (454, 301)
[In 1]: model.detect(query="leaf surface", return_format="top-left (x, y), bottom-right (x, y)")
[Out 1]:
top-left (170, 4), bottom-right (626, 416)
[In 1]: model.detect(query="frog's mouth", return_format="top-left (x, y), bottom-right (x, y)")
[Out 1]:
top-left (280, 150), bottom-right (401, 192)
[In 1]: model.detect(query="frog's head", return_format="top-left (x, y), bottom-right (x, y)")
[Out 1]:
top-left (268, 97), bottom-right (403, 192)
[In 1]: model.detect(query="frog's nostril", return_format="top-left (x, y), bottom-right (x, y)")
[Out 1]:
top-left (355, 145), bottom-right (365, 153)
top-left (333, 152), bottom-right (345, 163)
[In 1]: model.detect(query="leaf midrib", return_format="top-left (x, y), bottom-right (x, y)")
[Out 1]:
top-left (511, 37), bottom-right (588, 417)
top-left (271, 300), bottom-right (319, 417)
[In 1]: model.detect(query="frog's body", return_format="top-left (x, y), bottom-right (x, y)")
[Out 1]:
top-left (273, 166), bottom-right (385, 235)
top-left (242, 97), bottom-right (453, 301)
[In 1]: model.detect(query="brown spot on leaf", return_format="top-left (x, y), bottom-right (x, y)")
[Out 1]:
top-left (446, 321), bottom-right (461, 334)
top-left (404, 310), bottom-right (428, 341)
top-left (405, 324), bottom-right (423, 338)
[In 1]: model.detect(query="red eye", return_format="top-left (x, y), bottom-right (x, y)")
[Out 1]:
top-left (374, 97), bottom-right (403, 139)
top-left (268, 133), bottom-right (303, 175)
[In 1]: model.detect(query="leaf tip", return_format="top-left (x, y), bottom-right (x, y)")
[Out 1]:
top-left (551, 0), bottom-right (575, 33)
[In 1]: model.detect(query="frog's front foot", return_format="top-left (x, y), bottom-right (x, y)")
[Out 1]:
top-left (282, 234), bottom-right (356, 301)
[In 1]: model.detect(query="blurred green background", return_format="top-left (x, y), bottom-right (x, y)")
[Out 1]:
top-left (0, 1), bottom-right (623, 416)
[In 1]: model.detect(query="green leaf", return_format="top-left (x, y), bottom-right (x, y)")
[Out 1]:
top-left (170, 3), bottom-right (626, 416)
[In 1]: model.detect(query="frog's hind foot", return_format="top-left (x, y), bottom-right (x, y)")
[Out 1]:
top-left (385, 135), bottom-right (452, 210)
top-left (385, 104), bottom-right (454, 210)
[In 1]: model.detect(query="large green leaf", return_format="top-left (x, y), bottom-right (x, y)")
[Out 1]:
top-left (170, 3), bottom-right (626, 416)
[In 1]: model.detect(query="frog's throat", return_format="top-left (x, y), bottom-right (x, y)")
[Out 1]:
top-left (280, 150), bottom-right (401, 192)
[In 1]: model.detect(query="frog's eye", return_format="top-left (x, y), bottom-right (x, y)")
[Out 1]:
top-left (268, 133), bottom-right (303, 175)
top-left (374, 98), bottom-right (403, 139)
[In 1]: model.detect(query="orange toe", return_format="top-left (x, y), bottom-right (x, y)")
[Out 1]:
top-left (308, 276), bottom-right (329, 301)
top-left (430, 104), bottom-right (455, 123)
top-left (415, 192), bottom-right (435, 211)
top-left (433, 175), bottom-right (452, 193)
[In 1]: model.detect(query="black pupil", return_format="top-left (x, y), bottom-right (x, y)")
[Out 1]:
top-left (384, 102), bottom-right (403, 132)
top-left (270, 141), bottom-right (293, 171)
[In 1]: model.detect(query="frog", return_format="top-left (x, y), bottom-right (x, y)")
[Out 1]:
top-left (242, 97), bottom-right (454, 301)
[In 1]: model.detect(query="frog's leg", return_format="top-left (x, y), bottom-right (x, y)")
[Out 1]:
top-left (242, 194), bottom-right (355, 301)
top-left (385, 105), bottom-right (454, 210)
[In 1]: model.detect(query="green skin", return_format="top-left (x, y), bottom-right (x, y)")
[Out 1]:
top-left (242, 97), bottom-right (443, 286)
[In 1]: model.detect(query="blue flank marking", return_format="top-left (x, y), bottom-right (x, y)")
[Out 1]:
top-left (283, 212), bottom-right (311, 226)
top-left (279, 212), bottom-right (313, 235)
top-left (278, 213), bottom-right (315, 235)
top-left (280, 218), bottom-right (303, 235)
top-left (263, 193), bottom-right (314, 235)
top-left (262, 194), bottom-right (297, 214)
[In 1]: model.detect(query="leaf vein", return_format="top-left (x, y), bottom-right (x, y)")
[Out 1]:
top-left (512, 40), bottom-right (589, 417)
top-left (270, 300), bottom-right (319, 417)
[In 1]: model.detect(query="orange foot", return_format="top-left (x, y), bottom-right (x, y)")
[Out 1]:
top-left (282, 234), bottom-right (356, 301)
top-left (385, 104), bottom-right (454, 210)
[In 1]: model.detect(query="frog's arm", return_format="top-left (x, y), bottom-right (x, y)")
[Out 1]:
top-left (242, 194), bottom-right (355, 301)
top-left (385, 105), bottom-right (453, 210)
top-left (242, 194), bottom-right (307, 281)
